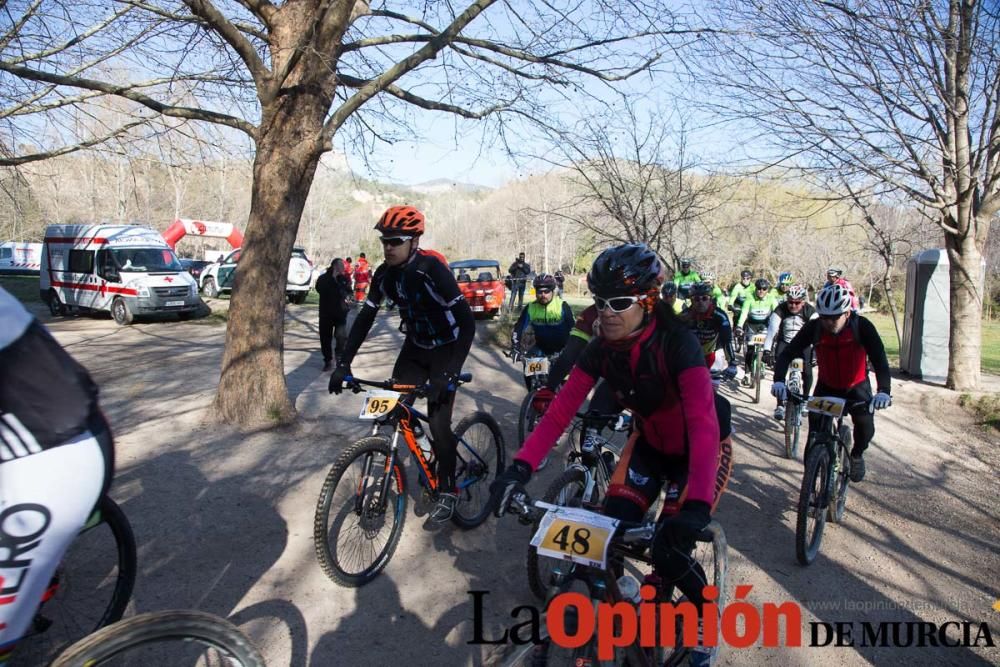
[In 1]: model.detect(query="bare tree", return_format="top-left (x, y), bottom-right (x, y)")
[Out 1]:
top-left (532, 104), bottom-right (730, 267)
top-left (1, 1), bottom-right (708, 424)
top-left (701, 0), bottom-right (1000, 390)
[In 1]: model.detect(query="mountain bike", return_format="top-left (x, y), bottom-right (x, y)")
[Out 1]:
top-left (12, 496), bottom-right (137, 667)
top-left (783, 358), bottom-right (806, 460)
top-left (793, 392), bottom-right (869, 565)
top-left (314, 374), bottom-right (505, 587)
top-left (512, 349), bottom-right (559, 446)
top-left (501, 496), bottom-right (728, 667)
top-left (742, 330), bottom-right (767, 404)
top-left (524, 410), bottom-right (631, 600)
top-left (50, 610), bottom-right (266, 666)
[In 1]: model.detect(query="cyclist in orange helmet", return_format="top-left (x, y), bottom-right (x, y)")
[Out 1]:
top-left (329, 206), bottom-right (476, 522)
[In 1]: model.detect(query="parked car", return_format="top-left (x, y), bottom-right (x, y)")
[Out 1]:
top-left (200, 246), bottom-right (314, 303)
top-left (450, 259), bottom-right (505, 318)
top-left (179, 258), bottom-right (212, 282)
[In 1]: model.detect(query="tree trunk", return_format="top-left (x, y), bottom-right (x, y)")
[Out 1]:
top-left (946, 229), bottom-right (982, 390)
top-left (214, 101), bottom-right (326, 425)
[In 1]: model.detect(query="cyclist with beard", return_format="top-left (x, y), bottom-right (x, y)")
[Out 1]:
top-left (329, 205), bottom-right (475, 522)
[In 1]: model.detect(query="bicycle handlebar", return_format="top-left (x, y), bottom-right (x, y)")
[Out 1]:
top-left (344, 373), bottom-right (473, 396)
top-left (786, 390), bottom-right (872, 413)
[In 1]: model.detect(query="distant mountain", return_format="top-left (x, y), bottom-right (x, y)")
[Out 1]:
top-left (406, 179), bottom-right (494, 194)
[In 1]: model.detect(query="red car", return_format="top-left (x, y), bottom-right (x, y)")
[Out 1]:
top-left (450, 259), bottom-right (505, 319)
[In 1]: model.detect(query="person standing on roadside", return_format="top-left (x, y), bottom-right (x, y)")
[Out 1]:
top-left (316, 258), bottom-right (351, 372)
top-left (507, 252), bottom-right (532, 311)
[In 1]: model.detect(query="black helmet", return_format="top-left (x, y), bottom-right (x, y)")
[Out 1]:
top-left (587, 244), bottom-right (663, 298)
top-left (661, 281), bottom-right (678, 298)
top-left (755, 278), bottom-right (771, 290)
top-left (533, 273), bottom-right (557, 290)
top-left (740, 269), bottom-right (752, 279)
top-left (690, 281), bottom-right (713, 297)
top-left (679, 257), bottom-right (693, 269)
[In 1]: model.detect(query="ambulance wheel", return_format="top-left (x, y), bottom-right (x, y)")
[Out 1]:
top-left (48, 290), bottom-right (66, 316)
top-left (112, 297), bottom-right (134, 326)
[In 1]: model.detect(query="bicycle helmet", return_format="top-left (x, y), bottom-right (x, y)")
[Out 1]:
top-left (700, 271), bottom-right (716, 284)
top-left (375, 205), bottom-right (425, 236)
top-left (690, 281), bottom-right (713, 297)
top-left (816, 283), bottom-right (852, 315)
top-left (587, 244), bottom-right (663, 299)
top-left (787, 284), bottom-right (808, 301)
top-left (778, 271), bottom-right (793, 285)
top-left (679, 257), bottom-right (693, 270)
top-left (533, 273), bottom-right (557, 290)
top-left (661, 281), bottom-right (678, 298)
top-left (740, 269), bottom-right (752, 279)
top-left (826, 267), bottom-right (844, 279)
top-left (754, 278), bottom-right (771, 291)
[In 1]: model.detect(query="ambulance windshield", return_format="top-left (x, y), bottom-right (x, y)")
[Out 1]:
top-left (111, 248), bottom-right (183, 273)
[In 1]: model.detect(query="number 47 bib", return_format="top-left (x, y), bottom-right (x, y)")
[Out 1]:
top-left (530, 505), bottom-right (620, 569)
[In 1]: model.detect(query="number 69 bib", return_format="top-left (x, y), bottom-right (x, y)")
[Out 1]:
top-left (530, 505), bottom-right (620, 569)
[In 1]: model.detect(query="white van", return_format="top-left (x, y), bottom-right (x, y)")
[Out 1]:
top-left (40, 224), bottom-right (200, 325)
top-left (199, 246), bottom-right (314, 303)
top-left (0, 242), bottom-right (43, 274)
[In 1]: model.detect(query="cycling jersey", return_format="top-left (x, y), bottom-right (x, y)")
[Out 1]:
top-left (737, 291), bottom-right (779, 328)
top-left (709, 285), bottom-right (728, 310)
top-left (773, 313), bottom-right (890, 394)
top-left (673, 270), bottom-right (701, 287)
top-left (728, 282), bottom-right (752, 311)
top-left (764, 301), bottom-right (817, 349)
top-left (516, 311), bottom-right (719, 505)
top-left (512, 297), bottom-right (574, 356)
top-left (352, 249), bottom-right (470, 350)
top-left (679, 306), bottom-right (736, 368)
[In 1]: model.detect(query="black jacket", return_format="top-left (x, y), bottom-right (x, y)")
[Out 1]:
top-left (316, 271), bottom-right (350, 321)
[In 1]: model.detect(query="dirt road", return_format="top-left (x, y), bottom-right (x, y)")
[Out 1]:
top-left (30, 303), bottom-right (1000, 665)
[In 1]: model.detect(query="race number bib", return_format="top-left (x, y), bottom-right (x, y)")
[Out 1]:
top-left (530, 505), bottom-right (620, 569)
top-left (524, 357), bottom-right (549, 376)
top-left (807, 396), bottom-right (846, 418)
top-left (359, 390), bottom-right (401, 420)
top-left (750, 333), bottom-right (767, 346)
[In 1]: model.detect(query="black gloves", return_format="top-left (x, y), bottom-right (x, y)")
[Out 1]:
top-left (426, 372), bottom-right (458, 404)
top-left (328, 364), bottom-right (351, 394)
top-left (660, 500), bottom-right (712, 548)
top-left (490, 460), bottom-right (533, 518)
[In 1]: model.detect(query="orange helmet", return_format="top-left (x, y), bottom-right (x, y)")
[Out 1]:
top-left (375, 206), bottom-right (425, 236)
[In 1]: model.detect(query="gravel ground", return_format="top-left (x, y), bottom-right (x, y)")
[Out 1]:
top-left (24, 300), bottom-right (1000, 666)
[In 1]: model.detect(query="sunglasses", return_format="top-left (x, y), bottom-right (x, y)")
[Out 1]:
top-left (691, 295), bottom-right (712, 302)
top-left (594, 295), bottom-right (643, 313)
top-left (535, 288), bottom-right (553, 294)
top-left (380, 236), bottom-right (412, 247)
top-left (787, 299), bottom-right (804, 306)
top-left (819, 313), bottom-right (845, 321)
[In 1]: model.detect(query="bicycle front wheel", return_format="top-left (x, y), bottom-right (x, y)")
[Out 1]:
top-left (526, 466), bottom-right (592, 601)
top-left (753, 356), bottom-right (763, 404)
top-left (314, 437), bottom-right (407, 587)
top-left (795, 444), bottom-right (830, 565)
top-left (14, 496), bottom-right (137, 667)
top-left (452, 412), bottom-right (506, 529)
top-left (517, 390), bottom-right (541, 446)
top-left (784, 399), bottom-right (802, 460)
top-left (51, 610), bottom-right (265, 667)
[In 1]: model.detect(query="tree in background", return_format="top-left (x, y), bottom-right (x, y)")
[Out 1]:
top-left (1, 1), bottom-right (707, 424)
top-left (703, 0), bottom-right (999, 390)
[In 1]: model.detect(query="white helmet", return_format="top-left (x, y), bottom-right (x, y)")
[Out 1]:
top-left (787, 284), bottom-right (808, 301)
top-left (816, 283), bottom-right (852, 315)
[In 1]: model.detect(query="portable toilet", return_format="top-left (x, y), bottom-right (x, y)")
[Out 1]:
top-left (900, 249), bottom-right (985, 384)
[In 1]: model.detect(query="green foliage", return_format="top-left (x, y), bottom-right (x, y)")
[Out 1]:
top-left (0, 276), bottom-right (40, 303)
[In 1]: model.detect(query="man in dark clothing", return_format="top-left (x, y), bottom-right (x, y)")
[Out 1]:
top-left (316, 258), bottom-right (351, 371)
top-left (507, 252), bottom-right (532, 310)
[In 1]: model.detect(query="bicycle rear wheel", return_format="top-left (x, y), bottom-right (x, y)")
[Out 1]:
top-left (784, 399), bottom-right (802, 460)
top-left (795, 444), bottom-right (830, 565)
top-left (13, 496), bottom-right (136, 667)
top-left (452, 412), bottom-right (506, 529)
top-left (314, 437), bottom-right (407, 587)
top-left (828, 426), bottom-right (852, 523)
top-left (51, 610), bottom-right (265, 666)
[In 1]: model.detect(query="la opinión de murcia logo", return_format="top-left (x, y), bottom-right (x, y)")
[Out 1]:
top-left (468, 587), bottom-right (996, 656)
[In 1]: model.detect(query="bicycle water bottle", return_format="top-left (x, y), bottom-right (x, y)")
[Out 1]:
top-left (413, 423), bottom-right (434, 464)
top-left (617, 574), bottom-right (642, 604)
top-left (582, 427), bottom-right (600, 453)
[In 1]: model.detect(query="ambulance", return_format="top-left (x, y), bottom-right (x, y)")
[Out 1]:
top-left (0, 242), bottom-right (43, 274)
top-left (40, 224), bottom-right (200, 325)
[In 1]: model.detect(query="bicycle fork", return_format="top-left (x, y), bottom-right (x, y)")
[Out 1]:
top-left (355, 429), bottom-right (402, 514)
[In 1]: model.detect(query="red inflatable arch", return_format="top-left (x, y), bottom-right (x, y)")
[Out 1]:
top-left (161, 218), bottom-right (244, 249)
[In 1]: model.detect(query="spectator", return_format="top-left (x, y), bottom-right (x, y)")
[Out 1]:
top-left (354, 252), bottom-right (371, 303)
top-left (554, 269), bottom-right (566, 296)
top-left (316, 259), bottom-right (351, 372)
top-left (507, 252), bottom-right (532, 310)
